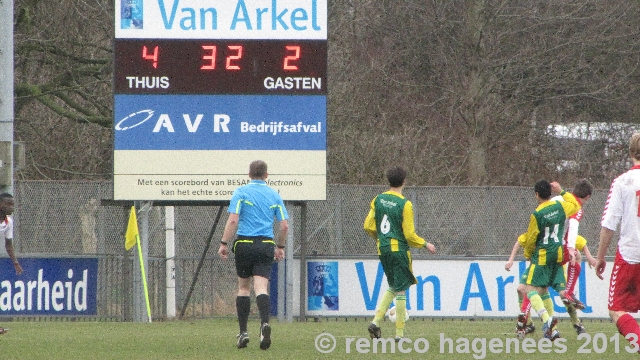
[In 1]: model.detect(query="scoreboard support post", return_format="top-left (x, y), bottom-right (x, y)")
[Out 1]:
top-left (114, 0), bottom-right (327, 321)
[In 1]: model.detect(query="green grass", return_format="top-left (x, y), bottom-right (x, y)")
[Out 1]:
top-left (0, 317), bottom-right (637, 359)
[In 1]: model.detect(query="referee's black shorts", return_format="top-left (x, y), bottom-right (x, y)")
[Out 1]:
top-left (233, 237), bottom-right (275, 279)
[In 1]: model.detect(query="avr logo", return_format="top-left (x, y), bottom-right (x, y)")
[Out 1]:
top-left (115, 110), bottom-right (231, 133)
top-left (115, 109), bottom-right (154, 131)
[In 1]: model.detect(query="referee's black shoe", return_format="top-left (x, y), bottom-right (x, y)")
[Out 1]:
top-left (368, 322), bottom-right (381, 339)
top-left (260, 323), bottom-right (271, 350)
top-left (236, 332), bottom-right (249, 349)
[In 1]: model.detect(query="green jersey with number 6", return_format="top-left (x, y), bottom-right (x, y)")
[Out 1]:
top-left (374, 192), bottom-right (408, 252)
top-left (364, 191), bottom-right (427, 255)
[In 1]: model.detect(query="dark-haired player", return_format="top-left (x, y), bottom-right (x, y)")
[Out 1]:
top-left (364, 166), bottom-right (436, 341)
top-left (0, 193), bottom-right (23, 334)
top-left (519, 180), bottom-right (581, 340)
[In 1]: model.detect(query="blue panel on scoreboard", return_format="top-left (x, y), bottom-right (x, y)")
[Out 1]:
top-left (114, 94), bottom-right (326, 150)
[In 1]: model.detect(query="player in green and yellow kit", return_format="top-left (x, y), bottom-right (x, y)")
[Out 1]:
top-left (507, 234), bottom-right (597, 338)
top-left (520, 180), bottom-right (581, 340)
top-left (364, 166), bottom-right (436, 341)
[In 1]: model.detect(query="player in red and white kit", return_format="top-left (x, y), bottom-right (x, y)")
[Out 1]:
top-left (596, 132), bottom-right (640, 350)
top-left (560, 179), bottom-right (594, 311)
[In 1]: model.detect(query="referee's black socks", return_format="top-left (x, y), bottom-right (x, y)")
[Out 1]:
top-left (236, 296), bottom-right (251, 333)
top-left (256, 294), bottom-right (270, 324)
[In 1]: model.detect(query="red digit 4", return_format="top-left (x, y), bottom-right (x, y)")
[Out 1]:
top-left (142, 45), bottom-right (158, 69)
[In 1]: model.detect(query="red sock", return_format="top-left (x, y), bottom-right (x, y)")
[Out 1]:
top-left (616, 313), bottom-right (640, 341)
top-left (520, 296), bottom-right (531, 322)
top-left (565, 262), bottom-right (581, 296)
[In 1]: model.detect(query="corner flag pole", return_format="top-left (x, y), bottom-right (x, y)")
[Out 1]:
top-left (136, 233), bottom-right (152, 323)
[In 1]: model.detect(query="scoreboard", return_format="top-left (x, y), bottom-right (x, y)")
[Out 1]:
top-left (113, 0), bottom-right (327, 201)
top-left (114, 40), bottom-right (327, 94)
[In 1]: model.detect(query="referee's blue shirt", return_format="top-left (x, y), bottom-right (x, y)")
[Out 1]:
top-left (229, 180), bottom-right (289, 238)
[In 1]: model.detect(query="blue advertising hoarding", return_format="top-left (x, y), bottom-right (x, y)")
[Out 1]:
top-left (0, 258), bottom-right (98, 315)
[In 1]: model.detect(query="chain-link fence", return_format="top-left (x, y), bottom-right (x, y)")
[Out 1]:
top-left (10, 181), bottom-right (613, 320)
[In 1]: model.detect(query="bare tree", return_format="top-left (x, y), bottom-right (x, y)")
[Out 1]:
top-left (11, 0), bottom-right (640, 186)
top-left (329, 0), bottom-right (640, 187)
top-left (328, 1), bottom-right (464, 185)
top-left (14, 0), bottom-right (113, 179)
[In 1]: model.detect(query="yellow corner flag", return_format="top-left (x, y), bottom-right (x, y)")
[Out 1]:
top-left (125, 206), bottom-right (139, 250)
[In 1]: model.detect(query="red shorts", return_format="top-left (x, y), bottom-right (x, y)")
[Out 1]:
top-left (608, 250), bottom-right (640, 312)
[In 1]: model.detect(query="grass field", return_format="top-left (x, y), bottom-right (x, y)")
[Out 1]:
top-left (0, 316), bottom-right (637, 359)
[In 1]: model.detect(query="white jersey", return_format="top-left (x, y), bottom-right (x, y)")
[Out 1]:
top-left (551, 195), bottom-right (583, 250)
top-left (0, 216), bottom-right (13, 241)
top-left (601, 165), bottom-right (640, 263)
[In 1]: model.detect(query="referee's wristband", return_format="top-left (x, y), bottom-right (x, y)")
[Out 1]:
top-left (220, 241), bottom-right (228, 246)
top-left (277, 244), bottom-right (285, 249)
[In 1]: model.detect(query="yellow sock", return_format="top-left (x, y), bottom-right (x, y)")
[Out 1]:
top-left (395, 295), bottom-right (406, 338)
top-left (541, 293), bottom-right (554, 318)
top-left (373, 290), bottom-right (396, 325)
top-left (527, 290), bottom-right (549, 322)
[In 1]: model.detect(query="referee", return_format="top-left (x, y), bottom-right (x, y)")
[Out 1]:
top-left (217, 160), bottom-right (289, 350)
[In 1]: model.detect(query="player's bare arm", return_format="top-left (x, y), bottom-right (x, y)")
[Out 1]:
top-left (505, 241), bottom-right (520, 271)
top-left (596, 227), bottom-right (614, 280)
top-left (581, 245), bottom-right (597, 268)
top-left (5, 238), bottom-right (22, 275)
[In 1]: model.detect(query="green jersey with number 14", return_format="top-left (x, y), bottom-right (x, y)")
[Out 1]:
top-left (530, 201), bottom-right (567, 265)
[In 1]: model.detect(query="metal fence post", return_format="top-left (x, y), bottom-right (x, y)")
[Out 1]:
top-left (298, 202), bottom-right (307, 321)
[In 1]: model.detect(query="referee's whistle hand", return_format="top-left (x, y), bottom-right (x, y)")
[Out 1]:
top-left (218, 244), bottom-right (229, 259)
top-left (274, 248), bottom-right (285, 262)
